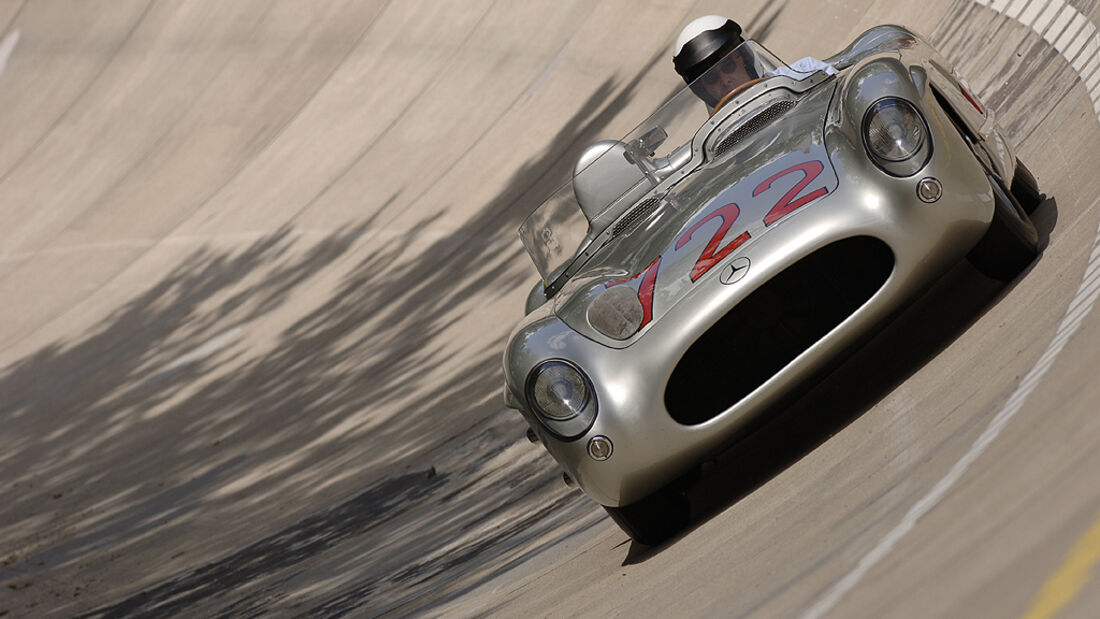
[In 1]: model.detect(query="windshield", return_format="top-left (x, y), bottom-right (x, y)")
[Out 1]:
top-left (519, 40), bottom-right (792, 286)
top-left (688, 40), bottom-right (787, 110)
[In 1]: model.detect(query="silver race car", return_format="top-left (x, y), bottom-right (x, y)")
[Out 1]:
top-left (502, 25), bottom-right (1041, 545)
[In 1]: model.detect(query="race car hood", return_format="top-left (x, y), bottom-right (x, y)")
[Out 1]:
top-left (554, 79), bottom-right (840, 347)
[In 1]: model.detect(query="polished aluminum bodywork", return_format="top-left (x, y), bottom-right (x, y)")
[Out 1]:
top-left (503, 26), bottom-right (1014, 508)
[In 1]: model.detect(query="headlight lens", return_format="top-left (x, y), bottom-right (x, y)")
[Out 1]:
top-left (526, 360), bottom-right (597, 440)
top-left (862, 98), bottom-right (931, 176)
top-left (531, 363), bottom-right (589, 419)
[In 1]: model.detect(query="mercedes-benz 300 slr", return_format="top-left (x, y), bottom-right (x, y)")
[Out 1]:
top-left (502, 25), bottom-right (1041, 545)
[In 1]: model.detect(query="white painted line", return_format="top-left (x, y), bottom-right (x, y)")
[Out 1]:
top-left (1083, 58), bottom-right (1100, 91)
top-left (997, 0), bottom-right (1100, 123)
top-left (1087, 56), bottom-right (1100, 88)
top-left (1085, 73), bottom-right (1100, 101)
top-left (1005, 0), bottom-right (1029, 20)
top-left (1082, 246), bottom-right (1100, 276)
top-left (0, 29), bottom-right (19, 77)
top-left (1064, 269), bottom-right (1100, 315)
top-left (1063, 22), bottom-right (1094, 60)
top-left (1071, 34), bottom-right (1099, 74)
top-left (1053, 12), bottom-right (1085, 52)
top-left (802, 1), bottom-right (1100, 616)
top-left (1081, 270), bottom-right (1100, 298)
top-left (1060, 291), bottom-right (1100, 333)
top-left (1044, 6), bottom-right (1075, 45)
top-left (1032, 1), bottom-right (1063, 35)
top-left (1018, 0), bottom-right (1048, 28)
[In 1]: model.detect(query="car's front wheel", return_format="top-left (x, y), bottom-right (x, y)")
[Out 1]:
top-left (1010, 158), bottom-right (1043, 214)
top-left (604, 482), bottom-right (690, 546)
top-left (967, 173), bottom-right (1039, 281)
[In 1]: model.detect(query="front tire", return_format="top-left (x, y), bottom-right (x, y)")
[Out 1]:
top-left (1010, 158), bottom-right (1043, 214)
top-left (604, 482), bottom-right (690, 546)
top-left (968, 173), bottom-right (1039, 281)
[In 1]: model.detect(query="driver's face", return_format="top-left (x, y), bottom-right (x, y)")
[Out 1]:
top-left (700, 54), bottom-right (751, 102)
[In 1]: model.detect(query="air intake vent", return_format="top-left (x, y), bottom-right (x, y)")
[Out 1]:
top-left (612, 197), bottom-right (661, 236)
top-left (665, 237), bottom-right (894, 425)
top-left (712, 100), bottom-right (797, 158)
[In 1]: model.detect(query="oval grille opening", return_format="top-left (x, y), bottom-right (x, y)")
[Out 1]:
top-left (665, 237), bottom-right (894, 425)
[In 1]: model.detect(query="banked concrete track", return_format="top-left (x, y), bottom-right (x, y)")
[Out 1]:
top-left (0, 0), bottom-right (1098, 616)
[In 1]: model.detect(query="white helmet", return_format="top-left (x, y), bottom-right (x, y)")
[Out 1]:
top-left (672, 15), bottom-right (745, 84)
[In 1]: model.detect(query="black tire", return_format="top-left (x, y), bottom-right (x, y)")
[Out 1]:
top-left (1011, 158), bottom-right (1043, 214)
top-left (968, 174), bottom-right (1039, 281)
top-left (604, 483), bottom-right (690, 546)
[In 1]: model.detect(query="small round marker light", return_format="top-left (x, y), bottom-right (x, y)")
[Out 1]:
top-left (587, 435), bottom-right (614, 461)
top-left (917, 177), bottom-right (943, 203)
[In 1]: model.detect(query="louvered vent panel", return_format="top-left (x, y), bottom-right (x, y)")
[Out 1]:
top-left (612, 197), bottom-right (661, 236)
top-left (713, 100), bottom-right (797, 157)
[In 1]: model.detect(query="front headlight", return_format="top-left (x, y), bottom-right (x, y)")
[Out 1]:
top-left (862, 97), bottom-right (931, 177)
top-left (525, 360), bottom-right (598, 440)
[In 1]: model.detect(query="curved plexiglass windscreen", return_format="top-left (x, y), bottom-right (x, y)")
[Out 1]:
top-left (687, 40), bottom-right (787, 109)
top-left (519, 41), bottom-right (792, 285)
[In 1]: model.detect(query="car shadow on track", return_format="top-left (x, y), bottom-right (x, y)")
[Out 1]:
top-left (622, 195), bottom-right (1058, 564)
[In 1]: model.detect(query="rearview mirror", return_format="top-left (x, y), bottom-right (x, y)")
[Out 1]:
top-left (622, 126), bottom-right (668, 185)
top-left (627, 126), bottom-right (668, 159)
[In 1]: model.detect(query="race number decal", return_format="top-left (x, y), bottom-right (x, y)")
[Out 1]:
top-left (675, 202), bottom-right (752, 282)
top-left (754, 160), bottom-right (828, 227)
top-left (595, 157), bottom-right (832, 336)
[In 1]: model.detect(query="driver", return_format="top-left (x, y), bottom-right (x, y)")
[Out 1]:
top-left (673, 16), bottom-right (755, 109)
top-left (673, 15), bottom-right (837, 110)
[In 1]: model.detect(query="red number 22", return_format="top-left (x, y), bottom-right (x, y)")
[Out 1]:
top-left (755, 160), bottom-right (827, 227)
top-left (603, 160), bottom-right (828, 334)
top-left (675, 202), bottom-right (751, 282)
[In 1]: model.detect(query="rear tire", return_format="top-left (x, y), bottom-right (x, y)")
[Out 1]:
top-left (604, 482), bottom-right (690, 546)
top-left (1010, 158), bottom-right (1043, 214)
top-left (968, 174), bottom-right (1039, 281)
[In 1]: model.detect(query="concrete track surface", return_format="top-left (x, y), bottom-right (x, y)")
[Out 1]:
top-left (1, 0), bottom-right (1098, 616)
